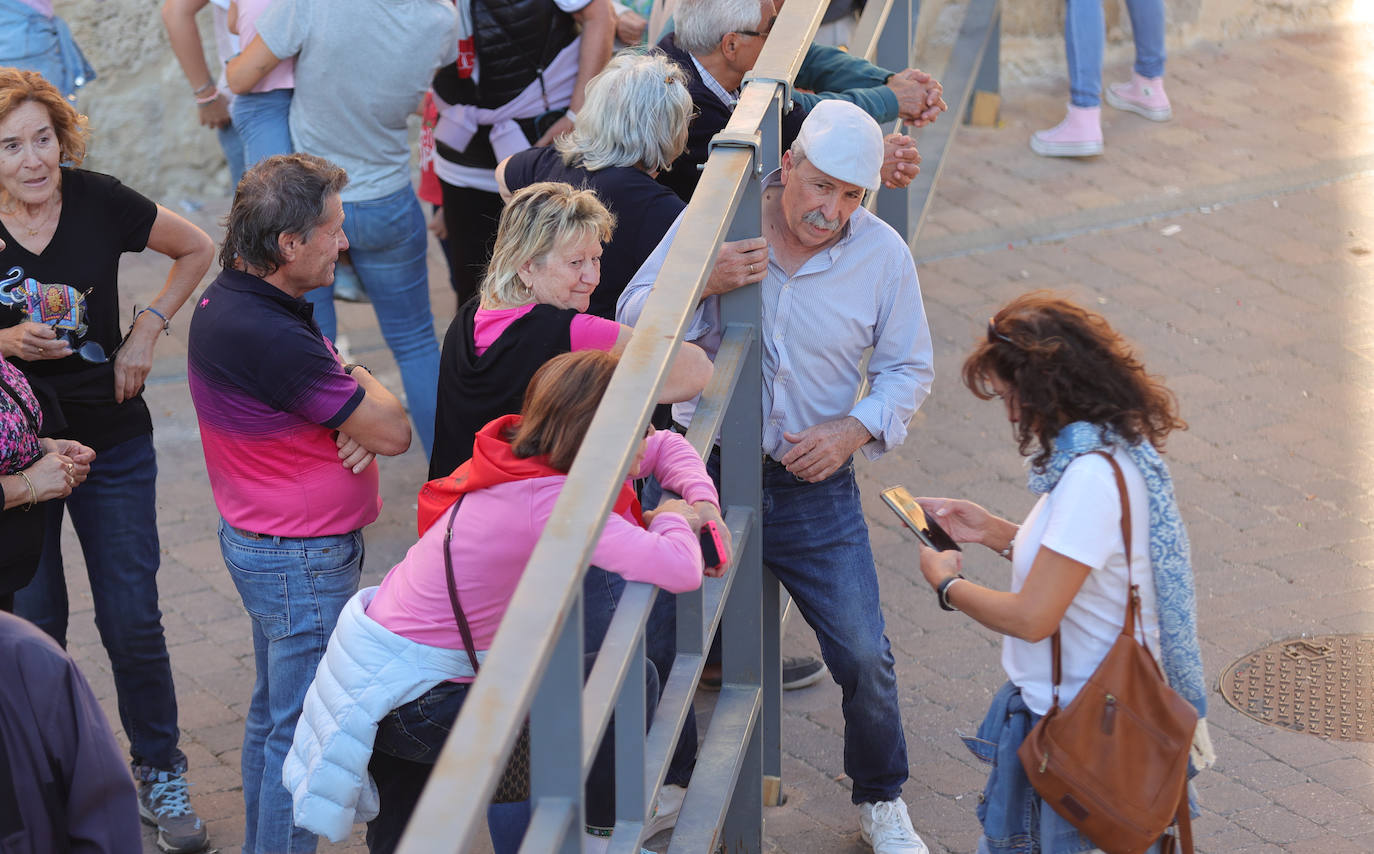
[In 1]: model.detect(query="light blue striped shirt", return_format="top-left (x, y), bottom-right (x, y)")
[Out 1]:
top-left (618, 174), bottom-right (934, 462)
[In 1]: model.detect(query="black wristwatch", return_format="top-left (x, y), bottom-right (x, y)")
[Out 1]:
top-left (343, 362), bottom-right (368, 376)
top-left (937, 574), bottom-right (966, 612)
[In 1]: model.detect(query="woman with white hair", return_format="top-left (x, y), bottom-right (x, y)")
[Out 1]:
top-left (497, 49), bottom-right (767, 320)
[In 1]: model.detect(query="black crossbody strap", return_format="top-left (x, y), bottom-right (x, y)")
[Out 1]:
top-left (442, 496), bottom-right (483, 676)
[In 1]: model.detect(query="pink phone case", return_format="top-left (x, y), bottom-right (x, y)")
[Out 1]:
top-left (700, 519), bottom-right (727, 569)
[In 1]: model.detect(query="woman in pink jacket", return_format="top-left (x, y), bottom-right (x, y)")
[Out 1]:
top-left (364, 349), bottom-right (723, 853)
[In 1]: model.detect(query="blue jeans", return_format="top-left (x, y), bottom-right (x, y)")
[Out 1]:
top-left (342, 185), bottom-right (440, 456)
top-left (582, 561), bottom-right (697, 787)
top-left (14, 433), bottom-right (186, 773)
top-left (217, 121), bottom-right (246, 190)
top-left (755, 457), bottom-right (908, 805)
top-left (219, 521), bottom-right (364, 854)
top-left (231, 87), bottom-right (293, 169)
top-left (366, 656), bottom-right (659, 853)
top-left (0, 0), bottom-right (95, 98)
top-left (1065, 0), bottom-right (1166, 107)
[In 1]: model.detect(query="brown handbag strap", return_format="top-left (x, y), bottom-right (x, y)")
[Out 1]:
top-left (1176, 788), bottom-right (1194, 854)
top-left (1048, 449), bottom-right (1135, 706)
top-left (442, 496), bottom-right (483, 676)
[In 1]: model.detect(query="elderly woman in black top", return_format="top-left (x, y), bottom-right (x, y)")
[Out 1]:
top-left (497, 49), bottom-right (767, 320)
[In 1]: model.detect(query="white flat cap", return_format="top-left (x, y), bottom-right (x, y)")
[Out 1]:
top-left (794, 100), bottom-right (884, 191)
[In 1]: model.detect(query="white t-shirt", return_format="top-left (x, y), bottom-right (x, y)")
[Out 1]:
top-left (1002, 448), bottom-right (1161, 716)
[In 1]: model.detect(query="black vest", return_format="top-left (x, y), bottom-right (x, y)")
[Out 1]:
top-left (432, 0), bottom-right (578, 167)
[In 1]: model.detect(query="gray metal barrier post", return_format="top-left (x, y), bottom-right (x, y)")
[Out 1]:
top-left (874, 0), bottom-right (915, 235)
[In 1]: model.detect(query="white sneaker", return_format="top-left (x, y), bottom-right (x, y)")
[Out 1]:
top-left (644, 783), bottom-right (686, 837)
top-left (858, 798), bottom-right (930, 854)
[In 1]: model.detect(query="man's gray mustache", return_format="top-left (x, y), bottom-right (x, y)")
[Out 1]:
top-left (802, 209), bottom-right (840, 230)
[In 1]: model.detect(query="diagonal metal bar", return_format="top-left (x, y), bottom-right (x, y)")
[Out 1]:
top-left (905, 0), bottom-right (1001, 242)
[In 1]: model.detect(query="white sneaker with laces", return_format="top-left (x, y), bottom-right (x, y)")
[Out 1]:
top-left (858, 798), bottom-right (930, 854)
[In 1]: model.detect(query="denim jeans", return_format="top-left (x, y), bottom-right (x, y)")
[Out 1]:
top-left (231, 87), bottom-right (293, 169)
top-left (342, 185), bottom-right (440, 456)
top-left (14, 433), bottom-right (186, 773)
top-left (756, 457), bottom-right (908, 805)
top-left (583, 560), bottom-right (697, 787)
top-left (1065, 0), bottom-right (1166, 107)
top-left (0, 1), bottom-right (95, 98)
top-left (219, 521), bottom-right (364, 854)
top-left (217, 120), bottom-right (246, 190)
top-left (366, 656), bottom-right (659, 854)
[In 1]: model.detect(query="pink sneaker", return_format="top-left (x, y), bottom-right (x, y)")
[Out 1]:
top-left (1030, 105), bottom-right (1103, 157)
top-left (1106, 73), bottom-right (1172, 121)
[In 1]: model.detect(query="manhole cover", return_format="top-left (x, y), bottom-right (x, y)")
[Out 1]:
top-left (1219, 633), bottom-right (1374, 741)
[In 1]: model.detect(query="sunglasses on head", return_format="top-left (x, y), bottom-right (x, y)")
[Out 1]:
top-left (986, 317), bottom-right (1015, 346)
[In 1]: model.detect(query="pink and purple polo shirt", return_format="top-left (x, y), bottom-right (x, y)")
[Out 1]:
top-left (187, 269), bottom-right (381, 537)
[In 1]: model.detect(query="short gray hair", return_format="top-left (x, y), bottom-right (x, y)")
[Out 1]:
top-left (220, 154), bottom-right (348, 274)
top-left (556, 50), bottom-right (693, 174)
top-left (482, 182), bottom-right (616, 308)
top-left (675, 0), bottom-right (766, 56)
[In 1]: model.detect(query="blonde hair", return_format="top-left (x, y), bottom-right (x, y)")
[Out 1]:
top-left (481, 182), bottom-right (616, 308)
top-left (556, 50), bottom-right (693, 174)
top-left (0, 68), bottom-right (90, 171)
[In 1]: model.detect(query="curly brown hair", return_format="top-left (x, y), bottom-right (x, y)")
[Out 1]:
top-left (0, 68), bottom-right (90, 168)
top-left (962, 292), bottom-right (1185, 468)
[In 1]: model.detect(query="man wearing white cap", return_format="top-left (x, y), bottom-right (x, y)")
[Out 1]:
top-left (618, 100), bottom-right (934, 853)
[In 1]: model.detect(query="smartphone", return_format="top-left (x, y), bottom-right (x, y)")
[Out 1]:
top-left (880, 486), bottom-right (962, 552)
top-left (700, 519), bottom-right (728, 571)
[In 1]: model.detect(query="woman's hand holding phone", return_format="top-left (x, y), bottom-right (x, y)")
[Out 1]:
top-left (915, 497), bottom-right (997, 545)
top-left (694, 501), bottom-right (731, 578)
top-left (917, 540), bottom-right (964, 591)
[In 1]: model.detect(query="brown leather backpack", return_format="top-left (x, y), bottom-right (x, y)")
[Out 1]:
top-left (1017, 452), bottom-right (1197, 854)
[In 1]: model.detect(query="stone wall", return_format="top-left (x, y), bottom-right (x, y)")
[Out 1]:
top-left (49, 0), bottom-right (1369, 201)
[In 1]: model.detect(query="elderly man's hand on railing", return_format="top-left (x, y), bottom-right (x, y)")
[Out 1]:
top-left (703, 237), bottom-right (769, 297)
top-left (888, 68), bottom-right (947, 127)
top-left (881, 133), bottom-right (921, 189)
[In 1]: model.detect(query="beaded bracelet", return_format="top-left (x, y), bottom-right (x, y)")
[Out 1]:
top-left (195, 88), bottom-right (221, 105)
top-left (192, 80), bottom-right (215, 97)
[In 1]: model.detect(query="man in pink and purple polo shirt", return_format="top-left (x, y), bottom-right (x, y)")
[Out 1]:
top-left (187, 153), bottom-right (412, 853)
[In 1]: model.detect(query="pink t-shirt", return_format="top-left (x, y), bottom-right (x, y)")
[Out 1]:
top-left (237, 0), bottom-right (296, 93)
top-left (473, 304), bottom-right (620, 356)
top-left (366, 430), bottom-right (717, 678)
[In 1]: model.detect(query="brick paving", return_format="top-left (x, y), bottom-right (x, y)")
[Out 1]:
top-left (43, 20), bottom-right (1374, 854)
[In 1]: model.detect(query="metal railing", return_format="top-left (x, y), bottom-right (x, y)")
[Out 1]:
top-left (396, 0), bottom-right (999, 851)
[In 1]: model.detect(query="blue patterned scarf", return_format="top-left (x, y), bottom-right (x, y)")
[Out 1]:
top-left (1026, 421), bottom-right (1207, 724)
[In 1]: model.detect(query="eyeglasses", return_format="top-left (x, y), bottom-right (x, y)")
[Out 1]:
top-left (986, 317), bottom-right (1015, 346)
top-left (735, 15), bottom-right (776, 37)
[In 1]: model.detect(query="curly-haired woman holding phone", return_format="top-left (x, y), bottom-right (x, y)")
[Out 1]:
top-left (914, 293), bottom-right (1213, 853)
